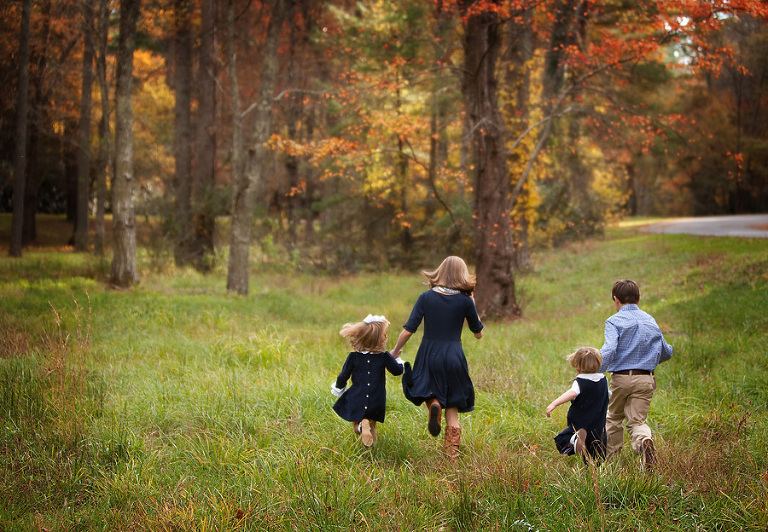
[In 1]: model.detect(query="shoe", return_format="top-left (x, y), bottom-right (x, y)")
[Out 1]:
top-left (642, 438), bottom-right (657, 472)
top-left (428, 400), bottom-right (442, 437)
top-left (444, 426), bottom-right (461, 459)
top-left (574, 429), bottom-right (587, 457)
top-left (361, 419), bottom-right (374, 447)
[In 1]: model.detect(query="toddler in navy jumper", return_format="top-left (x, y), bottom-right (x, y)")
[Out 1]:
top-left (546, 347), bottom-right (609, 462)
top-left (331, 315), bottom-right (404, 447)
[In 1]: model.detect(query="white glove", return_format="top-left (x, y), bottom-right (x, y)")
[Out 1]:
top-left (331, 383), bottom-right (346, 397)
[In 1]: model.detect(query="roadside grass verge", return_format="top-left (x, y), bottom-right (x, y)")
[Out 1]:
top-left (1, 221), bottom-right (766, 530)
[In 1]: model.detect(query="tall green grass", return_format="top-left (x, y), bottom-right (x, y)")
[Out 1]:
top-left (1, 223), bottom-right (767, 530)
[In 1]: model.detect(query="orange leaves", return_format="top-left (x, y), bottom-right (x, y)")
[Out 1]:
top-left (269, 134), bottom-right (360, 166)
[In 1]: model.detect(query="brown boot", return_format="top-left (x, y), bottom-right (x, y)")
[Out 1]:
top-left (361, 419), bottom-right (374, 447)
top-left (428, 399), bottom-right (442, 437)
top-left (444, 426), bottom-right (461, 459)
top-left (642, 438), bottom-right (657, 472)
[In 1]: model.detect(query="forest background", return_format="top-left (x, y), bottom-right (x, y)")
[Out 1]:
top-left (1, 0), bottom-right (768, 318)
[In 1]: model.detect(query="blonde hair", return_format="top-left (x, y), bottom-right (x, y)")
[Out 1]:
top-left (567, 347), bottom-right (603, 373)
top-left (422, 256), bottom-right (476, 295)
top-left (339, 318), bottom-right (390, 352)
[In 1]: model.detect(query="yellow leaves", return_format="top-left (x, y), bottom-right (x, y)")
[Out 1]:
top-left (133, 50), bottom-right (166, 80)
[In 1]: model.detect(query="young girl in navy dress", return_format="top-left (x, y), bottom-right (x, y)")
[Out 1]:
top-left (390, 256), bottom-right (484, 458)
top-left (331, 315), bottom-right (405, 447)
top-left (546, 347), bottom-right (609, 462)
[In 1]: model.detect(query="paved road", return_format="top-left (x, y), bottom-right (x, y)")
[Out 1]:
top-left (642, 214), bottom-right (768, 238)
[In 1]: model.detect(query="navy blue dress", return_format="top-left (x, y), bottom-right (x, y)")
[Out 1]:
top-left (401, 290), bottom-right (483, 412)
top-left (333, 351), bottom-right (404, 423)
top-left (554, 376), bottom-right (609, 460)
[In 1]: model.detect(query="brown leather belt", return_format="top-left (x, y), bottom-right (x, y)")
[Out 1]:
top-left (613, 369), bottom-right (653, 376)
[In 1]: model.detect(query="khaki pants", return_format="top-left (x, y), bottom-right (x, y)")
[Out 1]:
top-left (605, 373), bottom-right (657, 459)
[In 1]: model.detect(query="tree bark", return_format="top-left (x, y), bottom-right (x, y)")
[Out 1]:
top-left (22, 0), bottom-right (54, 246)
top-left (190, 0), bottom-right (217, 272)
top-left (226, 0), bottom-right (245, 232)
top-left (227, 0), bottom-right (287, 294)
top-left (9, 0), bottom-right (32, 257)
top-left (460, 0), bottom-right (520, 319)
top-left (74, 0), bottom-right (95, 252)
top-left (94, 0), bottom-right (111, 256)
top-left (173, 0), bottom-right (194, 265)
top-left (110, 0), bottom-right (141, 287)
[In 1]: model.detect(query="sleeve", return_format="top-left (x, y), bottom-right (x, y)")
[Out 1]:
top-left (658, 333), bottom-right (673, 364)
top-left (403, 293), bottom-right (426, 333)
top-left (383, 352), bottom-right (405, 376)
top-left (599, 319), bottom-right (618, 372)
top-left (465, 296), bottom-right (484, 334)
top-left (569, 380), bottom-right (581, 396)
top-left (335, 353), bottom-right (355, 389)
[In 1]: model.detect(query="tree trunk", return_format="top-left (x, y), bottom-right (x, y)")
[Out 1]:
top-left (460, 0), bottom-right (520, 319)
top-left (110, 0), bottom-right (141, 287)
top-left (94, 0), bottom-right (111, 256)
top-left (227, 0), bottom-right (287, 294)
top-left (190, 0), bottom-right (217, 272)
top-left (226, 0), bottom-right (244, 210)
top-left (74, 0), bottom-right (95, 252)
top-left (395, 86), bottom-right (413, 259)
top-left (173, 0), bottom-right (194, 265)
top-left (9, 0), bottom-right (32, 257)
top-left (22, 0), bottom-right (55, 247)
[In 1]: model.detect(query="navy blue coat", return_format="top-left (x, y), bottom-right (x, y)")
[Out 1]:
top-left (333, 351), bottom-right (404, 423)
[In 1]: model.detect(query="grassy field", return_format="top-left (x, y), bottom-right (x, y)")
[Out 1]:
top-left (1, 216), bottom-right (767, 531)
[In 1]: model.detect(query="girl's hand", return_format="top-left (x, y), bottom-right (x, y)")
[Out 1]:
top-left (545, 403), bottom-right (556, 417)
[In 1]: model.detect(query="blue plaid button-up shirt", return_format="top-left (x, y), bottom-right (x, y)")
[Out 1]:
top-left (599, 304), bottom-right (673, 373)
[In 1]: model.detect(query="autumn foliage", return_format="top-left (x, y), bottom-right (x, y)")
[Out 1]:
top-left (0, 0), bottom-right (766, 312)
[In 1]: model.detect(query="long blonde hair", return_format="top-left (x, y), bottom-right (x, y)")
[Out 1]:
top-left (339, 318), bottom-right (390, 352)
top-left (422, 256), bottom-right (476, 295)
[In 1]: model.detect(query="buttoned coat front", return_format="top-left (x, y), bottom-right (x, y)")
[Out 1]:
top-left (333, 351), bottom-right (404, 423)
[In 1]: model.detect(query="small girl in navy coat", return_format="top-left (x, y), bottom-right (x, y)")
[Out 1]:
top-left (331, 315), bottom-right (405, 447)
top-left (546, 347), bottom-right (609, 462)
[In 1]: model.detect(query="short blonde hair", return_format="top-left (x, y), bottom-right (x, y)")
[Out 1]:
top-left (340, 318), bottom-right (390, 352)
top-left (423, 256), bottom-right (476, 294)
top-left (567, 347), bottom-right (603, 373)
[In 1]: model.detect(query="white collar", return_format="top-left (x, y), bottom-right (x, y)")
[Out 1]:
top-left (576, 373), bottom-right (605, 382)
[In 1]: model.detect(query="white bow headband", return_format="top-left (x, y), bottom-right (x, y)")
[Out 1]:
top-left (363, 314), bottom-right (387, 323)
